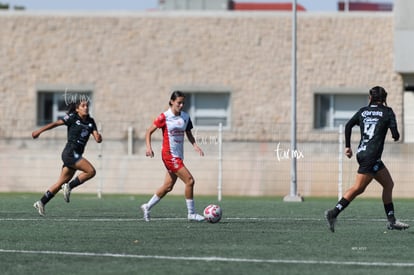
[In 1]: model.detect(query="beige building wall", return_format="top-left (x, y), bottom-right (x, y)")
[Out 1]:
top-left (0, 11), bottom-right (402, 140)
top-left (1, 11), bottom-right (412, 198)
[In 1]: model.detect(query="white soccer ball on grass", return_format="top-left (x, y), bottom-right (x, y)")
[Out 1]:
top-left (203, 204), bottom-right (222, 223)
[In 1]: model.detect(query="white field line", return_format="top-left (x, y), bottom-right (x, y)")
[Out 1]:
top-left (0, 217), bottom-right (409, 222)
top-left (0, 249), bottom-right (413, 267)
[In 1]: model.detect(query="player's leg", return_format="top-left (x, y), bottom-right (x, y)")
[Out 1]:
top-left (156, 171), bottom-right (178, 198)
top-left (50, 166), bottom-right (77, 194)
top-left (332, 173), bottom-right (373, 215)
top-left (141, 171), bottom-right (177, 222)
top-left (375, 167), bottom-right (409, 230)
top-left (61, 158), bottom-right (96, 203)
top-left (176, 166), bottom-right (204, 221)
top-left (175, 166), bottom-right (195, 199)
top-left (69, 158), bottom-right (96, 188)
top-left (343, 173), bottom-right (373, 201)
top-left (374, 166), bottom-right (394, 204)
top-left (325, 173), bottom-right (373, 232)
top-left (34, 166), bottom-right (76, 216)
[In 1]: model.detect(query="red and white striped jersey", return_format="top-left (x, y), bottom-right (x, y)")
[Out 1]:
top-left (153, 108), bottom-right (193, 159)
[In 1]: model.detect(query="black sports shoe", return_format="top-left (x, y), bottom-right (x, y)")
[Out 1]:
top-left (325, 210), bottom-right (336, 232)
top-left (387, 220), bottom-right (409, 230)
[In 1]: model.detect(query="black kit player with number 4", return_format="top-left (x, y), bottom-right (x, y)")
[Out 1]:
top-left (325, 86), bottom-right (409, 232)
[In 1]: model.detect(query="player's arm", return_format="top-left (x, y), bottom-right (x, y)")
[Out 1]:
top-left (389, 108), bottom-right (400, 141)
top-left (145, 124), bottom-right (158, 157)
top-left (186, 130), bottom-right (204, 156)
top-left (32, 119), bottom-right (65, 139)
top-left (344, 147), bottom-right (353, 159)
top-left (92, 130), bottom-right (102, 143)
top-left (390, 127), bottom-right (400, 142)
top-left (344, 114), bottom-right (358, 159)
top-left (89, 120), bottom-right (102, 143)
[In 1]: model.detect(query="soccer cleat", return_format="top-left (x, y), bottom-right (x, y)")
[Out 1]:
top-left (62, 183), bottom-right (71, 203)
top-left (33, 201), bottom-right (45, 216)
top-left (188, 213), bottom-right (205, 222)
top-left (387, 220), bottom-right (409, 230)
top-left (140, 204), bottom-right (150, 222)
top-left (324, 209), bottom-right (336, 232)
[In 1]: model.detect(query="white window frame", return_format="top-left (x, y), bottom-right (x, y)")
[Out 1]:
top-left (313, 88), bottom-right (369, 130)
top-left (36, 85), bottom-right (93, 126)
top-left (175, 86), bottom-right (231, 130)
top-left (402, 74), bottom-right (414, 142)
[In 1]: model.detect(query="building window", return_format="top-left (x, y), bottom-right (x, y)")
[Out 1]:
top-left (182, 90), bottom-right (231, 129)
top-left (403, 74), bottom-right (414, 142)
top-left (314, 93), bottom-right (367, 130)
top-left (36, 89), bottom-right (92, 125)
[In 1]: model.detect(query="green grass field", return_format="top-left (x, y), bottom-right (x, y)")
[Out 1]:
top-left (1, 193), bottom-right (413, 275)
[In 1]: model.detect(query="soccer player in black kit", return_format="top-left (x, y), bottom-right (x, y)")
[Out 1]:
top-left (325, 86), bottom-right (409, 232)
top-left (32, 99), bottom-right (102, 216)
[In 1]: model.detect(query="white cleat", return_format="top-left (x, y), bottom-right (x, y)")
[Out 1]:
top-left (62, 183), bottom-right (71, 203)
top-left (387, 220), bottom-right (409, 230)
top-left (33, 201), bottom-right (45, 216)
top-left (140, 204), bottom-right (150, 222)
top-left (188, 213), bottom-right (205, 222)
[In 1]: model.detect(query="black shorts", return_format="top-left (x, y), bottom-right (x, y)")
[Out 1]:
top-left (356, 157), bottom-right (385, 175)
top-left (61, 145), bottom-right (83, 168)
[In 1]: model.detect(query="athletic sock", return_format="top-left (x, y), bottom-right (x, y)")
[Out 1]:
top-left (147, 194), bottom-right (160, 210)
top-left (332, 197), bottom-right (350, 217)
top-left (40, 190), bottom-right (55, 205)
top-left (186, 199), bottom-right (195, 215)
top-left (68, 177), bottom-right (82, 189)
top-left (384, 202), bottom-right (396, 223)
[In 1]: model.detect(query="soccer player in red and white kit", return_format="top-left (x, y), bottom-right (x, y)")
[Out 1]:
top-left (141, 91), bottom-right (205, 222)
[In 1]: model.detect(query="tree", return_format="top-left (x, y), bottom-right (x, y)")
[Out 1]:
top-left (0, 2), bottom-right (26, 10)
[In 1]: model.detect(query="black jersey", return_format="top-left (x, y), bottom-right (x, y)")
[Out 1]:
top-left (345, 104), bottom-right (399, 162)
top-left (61, 112), bottom-right (97, 154)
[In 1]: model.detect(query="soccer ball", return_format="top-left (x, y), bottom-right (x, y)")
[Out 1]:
top-left (203, 204), bottom-right (222, 223)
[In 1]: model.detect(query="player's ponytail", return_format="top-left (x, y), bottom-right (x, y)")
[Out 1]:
top-left (66, 102), bottom-right (77, 114)
top-left (369, 86), bottom-right (388, 106)
top-left (66, 100), bottom-right (83, 115)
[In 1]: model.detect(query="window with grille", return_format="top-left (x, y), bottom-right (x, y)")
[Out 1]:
top-left (36, 89), bottom-right (92, 125)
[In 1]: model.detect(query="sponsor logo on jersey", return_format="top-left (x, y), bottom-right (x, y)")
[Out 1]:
top-left (363, 117), bottom-right (379, 124)
top-left (362, 110), bottom-right (383, 117)
top-left (81, 129), bottom-right (89, 138)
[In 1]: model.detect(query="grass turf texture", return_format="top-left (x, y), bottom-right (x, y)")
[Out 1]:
top-left (0, 193), bottom-right (413, 275)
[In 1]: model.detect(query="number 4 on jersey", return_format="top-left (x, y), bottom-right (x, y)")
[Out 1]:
top-left (364, 123), bottom-right (376, 140)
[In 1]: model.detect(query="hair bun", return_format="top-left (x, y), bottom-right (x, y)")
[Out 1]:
top-left (369, 86), bottom-right (387, 103)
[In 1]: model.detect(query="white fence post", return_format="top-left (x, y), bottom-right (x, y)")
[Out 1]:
top-left (338, 124), bottom-right (343, 200)
top-left (218, 123), bottom-right (223, 202)
top-left (128, 126), bottom-right (134, 156)
top-left (97, 123), bottom-right (103, 198)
